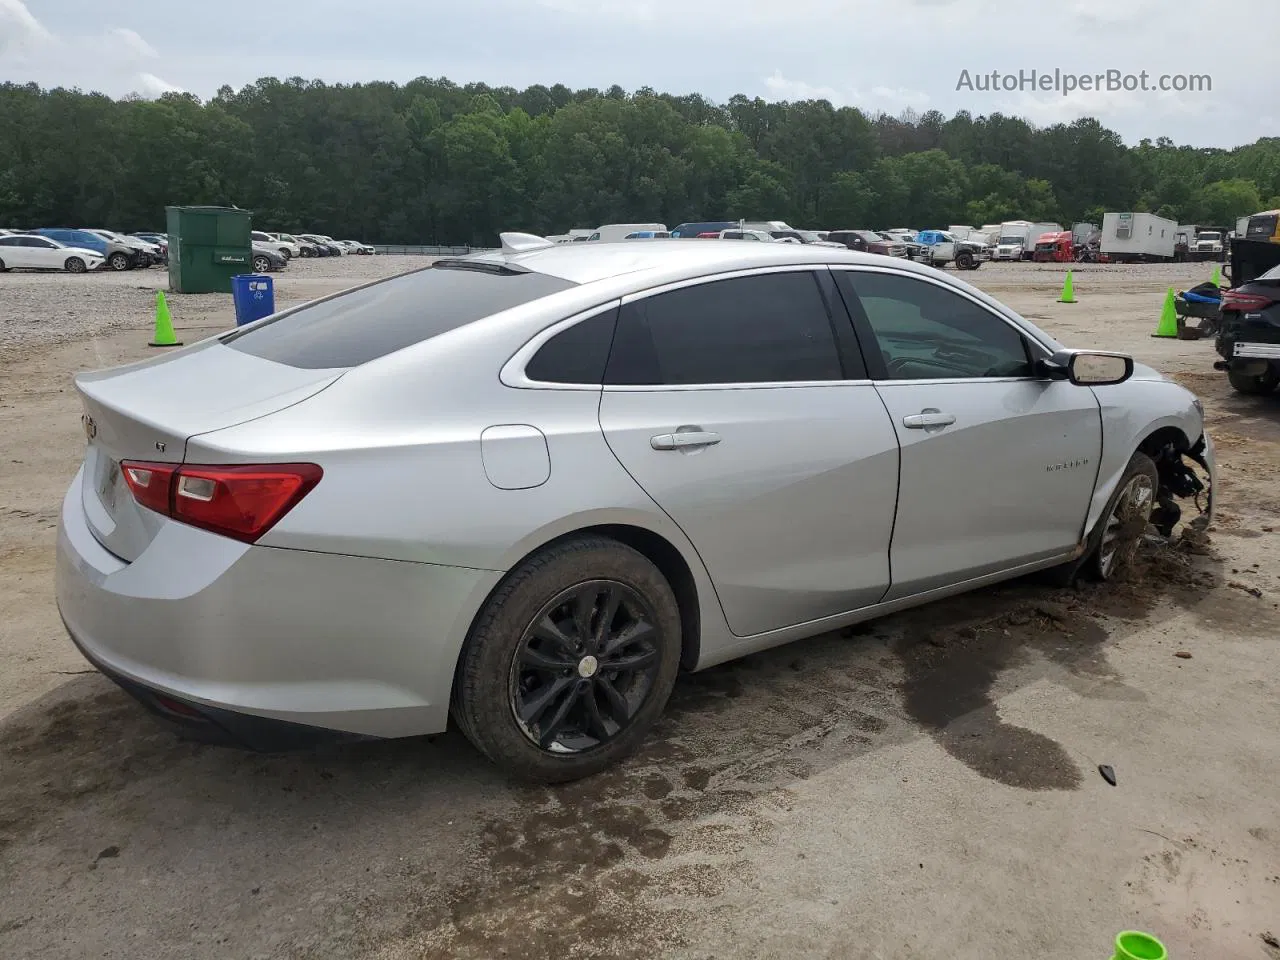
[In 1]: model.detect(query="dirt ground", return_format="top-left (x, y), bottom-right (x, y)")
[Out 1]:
top-left (1, 258), bottom-right (1278, 960)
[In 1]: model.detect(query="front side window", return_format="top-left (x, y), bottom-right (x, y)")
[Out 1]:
top-left (843, 271), bottom-right (1032, 380)
top-left (604, 271), bottom-right (844, 386)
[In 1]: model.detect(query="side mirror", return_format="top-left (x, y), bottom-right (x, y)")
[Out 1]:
top-left (1058, 350), bottom-right (1134, 386)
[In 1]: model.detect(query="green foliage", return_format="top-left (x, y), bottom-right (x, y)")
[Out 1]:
top-left (2, 77), bottom-right (1279, 243)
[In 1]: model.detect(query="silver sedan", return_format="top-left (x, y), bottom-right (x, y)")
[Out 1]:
top-left (56, 236), bottom-right (1215, 781)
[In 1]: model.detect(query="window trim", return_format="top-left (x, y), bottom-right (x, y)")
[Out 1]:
top-left (604, 264), bottom-right (872, 392)
top-left (500, 300), bottom-right (623, 391)
top-left (830, 264), bottom-right (1055, 385)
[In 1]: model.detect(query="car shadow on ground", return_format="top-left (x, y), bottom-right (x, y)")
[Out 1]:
top-left (0, 539), bottom-right (1238, 957)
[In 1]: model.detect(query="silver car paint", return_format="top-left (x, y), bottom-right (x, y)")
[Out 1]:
top-left (872, 377), bottom-right (1101, 600)
top-left (56, 240), bottom-right (1217, 739)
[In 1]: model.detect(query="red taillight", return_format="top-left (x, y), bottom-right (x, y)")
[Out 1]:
top-left (1222, 290), bottom-right (1276, 311)
top-left (122, 461), bottom-right (177, 514)
top-left (119, 460), bottom-right (322, 543)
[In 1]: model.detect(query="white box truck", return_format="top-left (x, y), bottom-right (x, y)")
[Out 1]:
top-left (1100, 212), bottom-right (1178, 262)
top-left (993, 221), bottom-right (1062, 260)
top-left (993, 221), bottom-right (1034, 261)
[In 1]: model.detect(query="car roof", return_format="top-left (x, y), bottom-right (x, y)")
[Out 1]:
top-left (459, 237), bottom-right (923, 286)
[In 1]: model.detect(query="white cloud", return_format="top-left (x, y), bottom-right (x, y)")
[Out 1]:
top-left (1069, 0), bottom-right (1158, 22)
top-left (764, 71), bottom-right (930, 112)
top-left (107, 27), bottom-right (159, 59)
top-left (136, 72), bottom-right (182, 96)
top-left (0, 0), bottom-right (52, 56)
top-left (0, 1), bottom-right (175, 99)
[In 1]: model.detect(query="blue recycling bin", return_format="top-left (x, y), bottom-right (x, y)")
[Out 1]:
top-left (231, 273), bottom-right (275, 327)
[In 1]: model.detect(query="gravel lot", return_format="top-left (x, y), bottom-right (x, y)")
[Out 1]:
top-left (1, 256), bottom-right (1278, 960)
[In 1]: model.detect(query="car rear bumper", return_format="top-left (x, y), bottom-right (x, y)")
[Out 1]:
top-left (55, 466), bottom-right (503, 742)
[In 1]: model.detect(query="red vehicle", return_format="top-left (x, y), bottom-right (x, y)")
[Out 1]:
top-left (695, 231), bottom-right (720, 238)
top-left (1032, 231), bottom-right (1074, 262)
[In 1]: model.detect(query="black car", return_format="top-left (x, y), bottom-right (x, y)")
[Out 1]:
top-left (1214, 263), bottom-right (1280, 394)
top-left (251, 244), bottom-right (288, 273)
top-left (300, 234), bottom-right (342, 256)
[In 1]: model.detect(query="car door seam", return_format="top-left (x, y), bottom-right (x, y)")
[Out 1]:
top-left (870, 384), bottom-right (902, 606)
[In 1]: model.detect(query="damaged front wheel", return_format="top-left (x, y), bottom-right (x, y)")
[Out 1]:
top-left (1086, 451), bottom-right (1158, 581)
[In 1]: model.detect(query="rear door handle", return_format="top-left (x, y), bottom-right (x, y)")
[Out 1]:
top-left (902, 412), bottom-right (956, 429)
top-left (651, 431), bottom-right (722, 450)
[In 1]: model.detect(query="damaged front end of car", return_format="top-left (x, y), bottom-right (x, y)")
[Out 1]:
top-left (1149, 433), bottom-right (1214, 539)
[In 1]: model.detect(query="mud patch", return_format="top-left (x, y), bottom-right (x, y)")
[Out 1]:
top-left (894, 537), bottom-right (1220, 790)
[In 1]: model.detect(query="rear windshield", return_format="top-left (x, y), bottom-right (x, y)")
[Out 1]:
top-left (221, 263), bottom-right (577, 368)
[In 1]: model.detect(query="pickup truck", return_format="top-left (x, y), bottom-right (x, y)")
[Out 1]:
top-left (915, 230), bottom-right (989, 270)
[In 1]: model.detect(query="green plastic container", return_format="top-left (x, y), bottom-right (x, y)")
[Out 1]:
top-left (1112, 930), bottom-right (1167, 960)
top-left (166, 205), bottom-right (252, 293)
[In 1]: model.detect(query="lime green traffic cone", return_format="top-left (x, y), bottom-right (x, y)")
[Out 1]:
top-left (1210, 265), bottom-right (1221, 287)
top-left (1152, 287), bottom-right (1179, 338)
top-left (1058, 270), bottom-right (1077, 303)
top-left (149, 290), bottom-right (183, 348)
top-left (1111, 930), bottom-right (1166, 960)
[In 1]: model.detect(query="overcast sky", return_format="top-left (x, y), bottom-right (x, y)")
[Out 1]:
top-left (3, 0), bottom-right (1277, 148)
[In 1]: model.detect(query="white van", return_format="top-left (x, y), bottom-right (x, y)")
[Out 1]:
top-left (587, 223), bottom-right (668, 242)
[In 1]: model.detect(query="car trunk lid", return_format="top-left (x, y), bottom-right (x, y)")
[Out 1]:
top-left (75, 340), bottom-right (344, 562)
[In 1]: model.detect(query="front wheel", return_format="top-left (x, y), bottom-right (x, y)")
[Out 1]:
top-left (956, 250), bottom-right (976, 269)
top-left (1086, 452), bottom-right (1158, 581)
top-left (253, 255), bottom-right (271, 272)
top-left (1228, 368), bottom-right (1280, 395)
top-left (279, 248), bottom-right (291, 260)
top-left (108, 252), bottom-right (131, 271)
top-left (452, 536), bottom-right (682, 782)
top-left (64, 256), bottom-right (87, 274)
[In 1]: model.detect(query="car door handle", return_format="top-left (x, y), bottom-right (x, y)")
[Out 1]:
top-left (651, 431), bottom-right (722, 450)
top-left (902, 412), bottom-right (956, 429)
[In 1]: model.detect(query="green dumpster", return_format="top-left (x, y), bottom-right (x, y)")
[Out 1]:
top-left (165, 205), bottom-right (252, 293)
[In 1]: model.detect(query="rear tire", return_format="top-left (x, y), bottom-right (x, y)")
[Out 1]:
top-left (1228, 369), bottom-right (1280, 395)
top-left (0, 257), bottom-right (6, 272)
top-left (280, 248), bottom-right (291, 260)
top-left (452, 536), bottom-right (682, 783)
top-left (64, 256), bottom-right (87, 274)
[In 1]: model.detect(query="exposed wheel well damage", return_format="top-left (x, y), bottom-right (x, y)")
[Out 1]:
top-left (1136, 426), bottom-right (1209, 538)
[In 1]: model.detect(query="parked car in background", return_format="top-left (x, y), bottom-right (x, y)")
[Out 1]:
top-left (0, 233), bottom-right (105, 273)
top-left (772, 229), bottom-right (845, 248)
top-left (81, 229), bottom-right (161, 266)
top-left (670, 221), bottom-right (740, 238)
top-left (252, 231), bottom-right (298, 260)
top-left (300, 234), bottom-right (343, 256)
top-left (251, 244), bottom-right (288, 273)
top-left (719, 229), bottom-right (774, 241)
top-left (35, 228), bottom-right (141, 271)
top-left (54, 234), bottom-right (1214, 782)
top-left (826, 230), bottom-right (908, 258)
top-left (131, 233), bottom-right (168, 260)
top-left (880, 231), bottom-right (924, 259)
top-left (1214, 262), bottom-right (1280, 395)
top-left (340, 240), bottom-right (376, 255)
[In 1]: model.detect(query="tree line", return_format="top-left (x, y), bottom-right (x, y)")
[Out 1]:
top-left (1, 77), bottom-right (1278, 246)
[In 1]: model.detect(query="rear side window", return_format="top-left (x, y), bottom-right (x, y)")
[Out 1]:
top-left (524, 308), bottom-right (618, 384)
top-left (221, 263), bottom-right (577, 369)
top-left (604, 271), bottom-right (844, 385)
